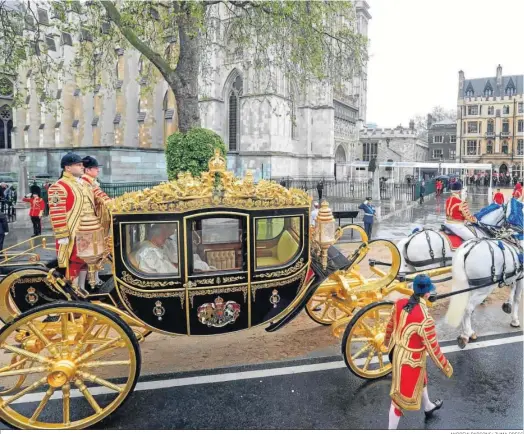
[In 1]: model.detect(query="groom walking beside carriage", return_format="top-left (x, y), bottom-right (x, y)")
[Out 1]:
top-left (384, 275), bottom-right (453, 430)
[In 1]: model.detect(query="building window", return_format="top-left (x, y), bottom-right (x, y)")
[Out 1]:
top-left (518, 139), bottom-right (523, 156)
top-left (163, 90), bottom-right (177, 143)
top-left (518, 119), bottom-right (523, 133)
top-left (488, 106), bottom-right (494, 115)
top-left (24, 130), bottom-right (29, 147)
top-left (466, 89), bottom-right (474, 97)
top-left (39, 129), bottom-right (44, 147)
top-left (228, 74), bottom-right (243, 152)
top-left (467, 105), bottom-right (478, 115)
top-left (55, 128), bottom-right (60, 146)
top-left (502, 141), bottom-right (509, 154)
top-left (487, 119), bottom-right (494, 133)
top-left (502, 120), bottom-right (510, 133)
top-left (519, 102), bottom-right (523, 114)
top-left (433, 135), bottom-right (443, 143)
top-left (432, 149), bottom-right (443, 159)
top-left (503, 105), bottom-right (510, 115)
top-left (467, 122), bottom-right (478, 133)
top-left (362, 142), bottom-right (378, 161)
top-left (466, 140), bottom-right (477, 155)
top-left (37, 7), bottom-right (49, 25)
top-left (450, 135), bottom-right (456, 143)
top-left (0, 105), bottom-right (13, 149)
top-left (486, 141), bottom-right (493, 154)
top-left (449, 149), bottom-right (456, 159)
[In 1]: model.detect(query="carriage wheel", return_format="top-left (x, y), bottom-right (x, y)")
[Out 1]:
top-left (341, 301), bottom-right (393, 380)
top-left (305, 289), bottom-right (350, 326)
top-left (0, 301), bottom-right (140, 429)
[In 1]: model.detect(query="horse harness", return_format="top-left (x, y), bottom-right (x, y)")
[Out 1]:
top-left (404, 229), bottom-right (450, 267)
top-left (463, 238), bottom-right (523, 287)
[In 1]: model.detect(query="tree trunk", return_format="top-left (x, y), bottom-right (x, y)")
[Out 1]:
top-left (173, 12), bottom-right (201, 133)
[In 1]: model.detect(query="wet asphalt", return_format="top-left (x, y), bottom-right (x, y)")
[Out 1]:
top-left (0, 332), bottom-right (521, 430)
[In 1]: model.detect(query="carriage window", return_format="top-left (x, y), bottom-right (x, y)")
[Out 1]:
top-left (191, 217), bottom-right (244, 274)
top-left (123, 222), bottom-right (180, 277)
top-left (255, 216), bottom-right (302, 269)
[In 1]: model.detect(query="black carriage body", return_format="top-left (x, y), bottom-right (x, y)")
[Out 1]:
top-left (112, 206), bottom-right (310, 336)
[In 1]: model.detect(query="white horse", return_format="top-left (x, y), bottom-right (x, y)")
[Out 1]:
top-left (396, 201), bottom-right (512, 274)
top-left (445, 235), bottom-right (523, 348)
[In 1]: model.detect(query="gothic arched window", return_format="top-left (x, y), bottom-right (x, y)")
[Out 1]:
top-left (0, 105), bottom-right (13, 149)
top-left (163, 89), bottom-right (176, 143)
top-left (228, 75), bottom-right (243, 152)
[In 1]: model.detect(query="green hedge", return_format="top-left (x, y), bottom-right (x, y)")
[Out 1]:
top-left (165, 128), bottom-right (227, 180)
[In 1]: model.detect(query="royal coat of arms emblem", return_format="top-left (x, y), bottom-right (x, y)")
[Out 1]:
top-left (197, 296), bottom-right (241, 328)
top-left (25, 287), bottom-right (39, 305)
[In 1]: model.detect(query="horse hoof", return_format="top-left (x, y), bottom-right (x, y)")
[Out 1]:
top-left (457, 336), bottom-right (467, 349)
top-left (502, 303), bottom-right (512, 314)
top-left (469, 334), bottom-right (478, 342)
top-left (510, 321), bottom-right (520, 328)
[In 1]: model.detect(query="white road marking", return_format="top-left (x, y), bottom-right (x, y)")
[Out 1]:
top-left (4, 334), bottom-right (522, 405)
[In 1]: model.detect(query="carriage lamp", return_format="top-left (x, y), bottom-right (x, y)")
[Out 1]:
top-left (75, 210), bottom-right (107, 288)
top-left (315, 201), bottom-right (337, 270)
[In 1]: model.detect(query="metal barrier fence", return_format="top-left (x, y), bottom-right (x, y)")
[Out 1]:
top-left (273, 178), bottom-right (423, 201)
top-left (99, 181), bottom-right (165, 198)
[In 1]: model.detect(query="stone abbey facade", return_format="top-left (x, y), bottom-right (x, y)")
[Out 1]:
top-left (0, 1), bottom-right (371, 182)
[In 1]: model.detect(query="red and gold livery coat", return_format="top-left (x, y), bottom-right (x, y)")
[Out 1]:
top-left (445, 193), bottom-right (476, 222)
top-left (48, 172), bottom-right (96, 279)
top-left (82, 174), bottom-right (112, 235)
top-left (384, 298), bottom-right (453, 412)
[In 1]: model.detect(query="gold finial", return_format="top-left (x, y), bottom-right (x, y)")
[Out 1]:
top-left (208, 148), bottom-right (226, 174)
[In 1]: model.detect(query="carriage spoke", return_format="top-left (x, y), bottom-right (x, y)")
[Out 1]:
top-left (1, 377), bottom-right (48, 407)
top-left (352, 343), bottom-right (371, 359)
top-left (350, 337), bottom-right (371, 343)
top-left (78, 360), bottom-right (131, 369)
top-left (378, 352), bottom-right (384, 370)
top-left (359, 320), bottom-right (375, 337)
top-left (74, 336), bottom-right (122, 364)
top-left (70, 318), bottom-right (98, 360)
top-left (29, 387), bottom-right (55, 423)
top-left (26, 324), bottom-right (58, 357)
top-left (363, 348), bottom-right (375, 371)
top-left (62, 384), bottom-right (71, 426)
top-left (77, 371), bottom-right (123, 393)
top-left (74, 379), bottom-right (102, 414)
top-left (0, 343), bottom-right (50, 365)
top-left (0, 366), bottom-right (47, 378)
top-left (0, 357), bottom-right (29, 373)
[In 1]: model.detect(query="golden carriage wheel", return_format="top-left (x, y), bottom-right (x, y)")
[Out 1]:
top-left (0, 301), bottom-right (141, 429)
top-left (305, 290), bottom-right (351, 326)
top-left (341, 301), bottom-right (393, 380)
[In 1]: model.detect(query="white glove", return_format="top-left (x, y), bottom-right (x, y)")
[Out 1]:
top-left (58, 238), bottom-right (69, 245)
top-left (4, 232), bottom-right (8, 235)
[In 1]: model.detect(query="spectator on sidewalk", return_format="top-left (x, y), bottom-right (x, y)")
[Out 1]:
top-left (0, 210), bottom-right (8, 251)
top-left (0, 183), bottom-right (7, 213)
top-left (23, 192), bottom-right (45, 237)
top-left (3, 184), bottom-right (16, 220)
top-left (419, 180), bottom-right (426, 204)
top-left (358, 197), bottom-right (375, 241)
top-left (493, 188), bottom-right (505, 205)
top-left (316, 180), bottom-right (324, 202)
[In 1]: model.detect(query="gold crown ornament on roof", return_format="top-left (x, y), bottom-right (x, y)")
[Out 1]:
top-left (109, 148), bottom-right (311, 213)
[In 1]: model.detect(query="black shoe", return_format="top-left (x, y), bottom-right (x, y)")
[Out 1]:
top-left (424, 399), bottom-right (443, 417)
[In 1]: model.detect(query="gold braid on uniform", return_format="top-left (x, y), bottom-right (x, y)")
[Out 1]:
top-left (459, 200), bottom-right (476, 222)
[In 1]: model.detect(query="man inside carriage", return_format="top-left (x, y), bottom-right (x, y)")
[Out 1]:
top-left (443, 180), bottom-right (477, 241)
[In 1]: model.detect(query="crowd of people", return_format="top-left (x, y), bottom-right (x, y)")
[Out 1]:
top-left (467, 172), bottom-right (521, 187)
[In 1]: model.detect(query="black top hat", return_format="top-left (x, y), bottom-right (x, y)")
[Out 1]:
top-left (366, 197), bottom-right (372, 201)
top-left (60, 152), bottom-right (83, 169)
top-left (82, 156), bottom-right (102, 169)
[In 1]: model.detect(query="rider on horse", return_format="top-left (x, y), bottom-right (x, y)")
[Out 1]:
top-left (444, 180), bottom-right (477, 241)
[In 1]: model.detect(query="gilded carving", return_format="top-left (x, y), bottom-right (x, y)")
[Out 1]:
top-left (254, 259), bottom-right (305, 280)
top-left (222, 275), bottom-right (244, 284)
top-left (110, 151), bottom-right (311, 213)
top-left (193, 278), bottom-right (215, 286)
top-left (121, 271), bottom-right (181, 288)
top-left (119, 284), bottom-right (185, 308)
top-left (189, 285), bottom-right (248, 307)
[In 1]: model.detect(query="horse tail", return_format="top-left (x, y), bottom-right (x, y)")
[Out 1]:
top-left (445, 243), bottom-right (472, 328)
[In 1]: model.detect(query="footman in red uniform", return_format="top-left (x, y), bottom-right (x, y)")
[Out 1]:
top-left (48, 152), bottom-right (97, 290)
top-left (384, 274), bottom-right (453, 430)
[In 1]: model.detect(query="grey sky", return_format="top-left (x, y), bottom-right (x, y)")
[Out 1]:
top-left (366, 0), bottom-right (524, 128)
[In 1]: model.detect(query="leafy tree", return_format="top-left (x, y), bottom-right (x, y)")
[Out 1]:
top-left (165, 128), bottom-right (227, 179)
top-left (413, 106), bottom-right (457, 133)
top-left (0, 1), bottom-right (368, 132)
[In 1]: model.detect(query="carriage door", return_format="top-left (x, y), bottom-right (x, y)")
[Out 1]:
top-left (183, 212), bottom-right (250, 335)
